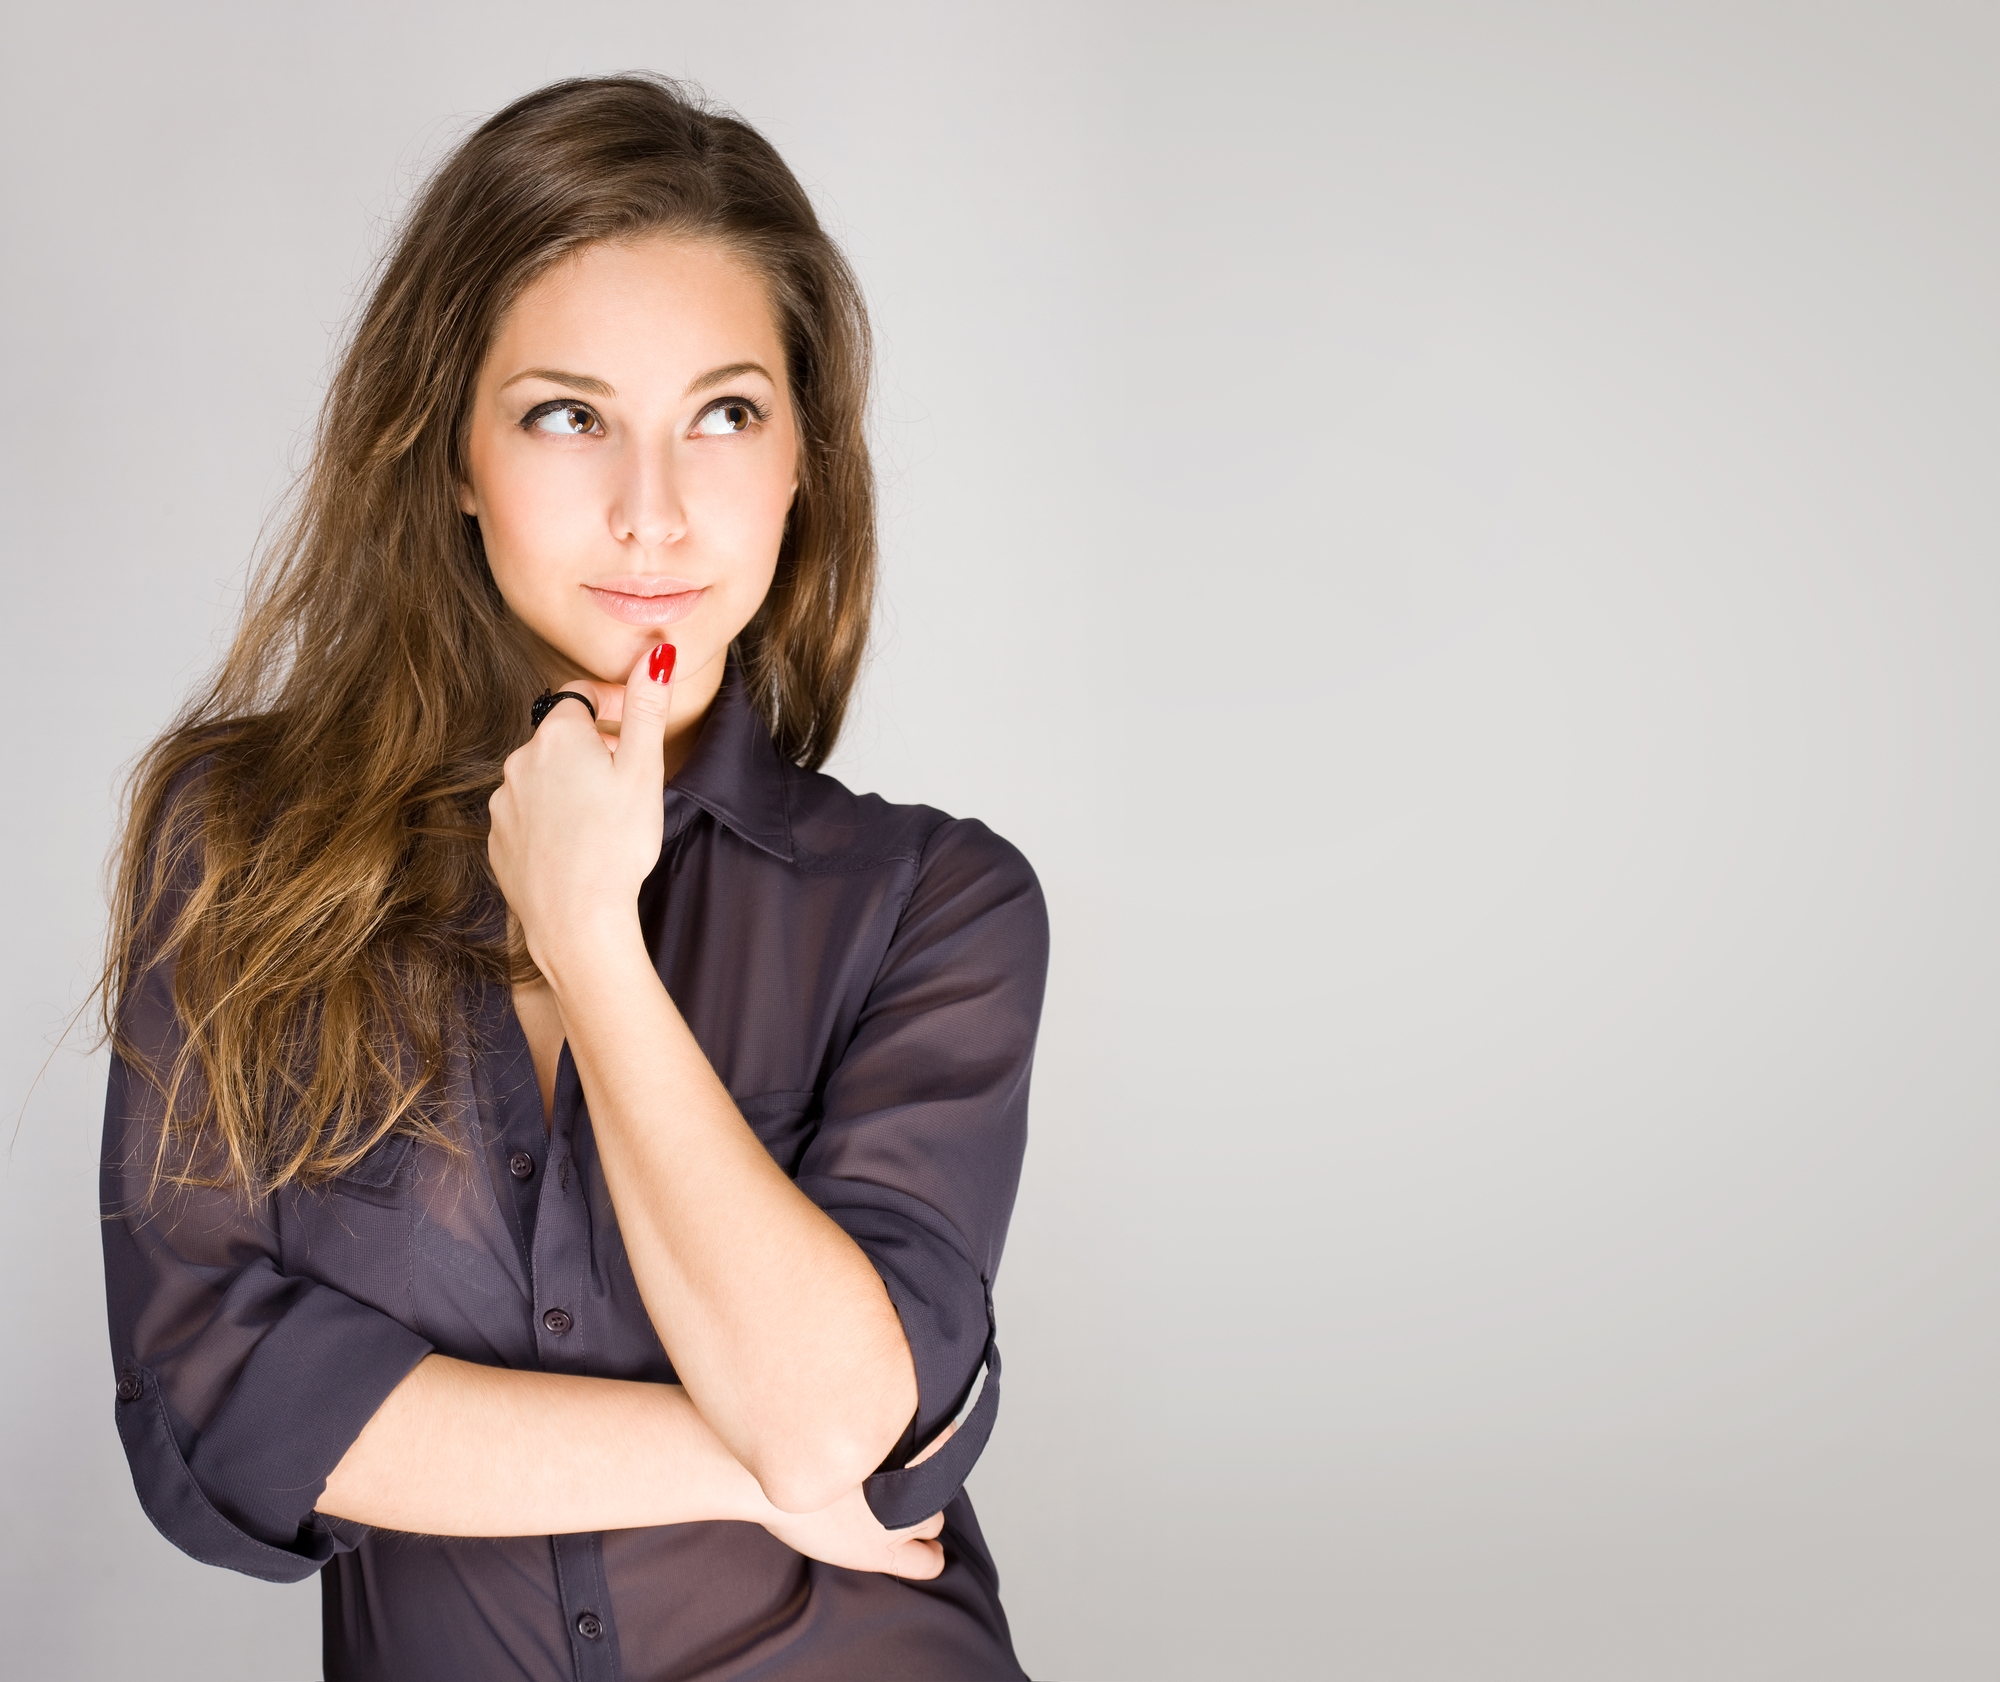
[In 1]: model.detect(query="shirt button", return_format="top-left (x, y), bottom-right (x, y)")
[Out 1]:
top-left (116, 1370), bottom-right (142, 1403)
top-left (576, 1611), bottom-right (604, 1641)
top-left (542, 1308), bottom-right (573, 1335)
top-left (508, 1151), bottom-right (536, 1181)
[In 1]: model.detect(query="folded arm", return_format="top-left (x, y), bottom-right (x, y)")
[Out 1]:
top-left (492, 662), bottom-right (920, 1514)
top-left (316, 1354), bottom-right (761, 1535)
top-left (534, 936), bottom-right (919, 1514)
top-left (317, 1354), bottom-right (943, 1575)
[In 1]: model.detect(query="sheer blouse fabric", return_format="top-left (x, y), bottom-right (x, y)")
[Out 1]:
top-left (100, 666), bottom-right (1047, 1681)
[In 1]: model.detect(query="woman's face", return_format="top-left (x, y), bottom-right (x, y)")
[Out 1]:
top-left (460, 233), bottom-right (799, 714)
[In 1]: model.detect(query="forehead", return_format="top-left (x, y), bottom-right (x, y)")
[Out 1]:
top-left (488, 234), bottom-right (785, 382)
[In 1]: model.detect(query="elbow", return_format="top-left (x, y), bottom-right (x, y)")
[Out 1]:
top-left (758, 1464), bottom-right (855, 1517)
top-left (753, 1430), bottom-right (891, 1515)
top-left (749, 1328), bottom-right (920, 1514)
top-left (751, 1395), bottom-right (916, 1516)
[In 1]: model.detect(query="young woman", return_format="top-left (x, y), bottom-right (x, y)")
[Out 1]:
top-left (100, 75), bottom-right (1045, 1681)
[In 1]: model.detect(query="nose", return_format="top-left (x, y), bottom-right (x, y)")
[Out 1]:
top-left (610, 438), bottom-right (687, 552)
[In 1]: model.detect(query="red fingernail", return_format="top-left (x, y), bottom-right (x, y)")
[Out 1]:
top-left (648, 642), bottom-right (676, 684)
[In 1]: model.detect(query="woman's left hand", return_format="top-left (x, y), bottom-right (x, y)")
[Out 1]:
top-left (757, 1487), bottom-right (947, 1580)
top-left (487, 642), bottom-right (676, 975)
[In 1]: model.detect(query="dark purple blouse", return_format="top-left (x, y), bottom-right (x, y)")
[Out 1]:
top-left (100, 664), bottom-right (1048, 1681)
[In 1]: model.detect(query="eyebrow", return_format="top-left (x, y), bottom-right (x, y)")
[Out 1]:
top-left (685, 361), bottom-right (776, 397)
top-left (498, 367), bottom-right (615, 396)
top-left (494, 361), bottom-right (778, 400)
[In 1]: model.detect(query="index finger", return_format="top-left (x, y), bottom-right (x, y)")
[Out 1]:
top-left (546, 678), bottom-right (623, 741)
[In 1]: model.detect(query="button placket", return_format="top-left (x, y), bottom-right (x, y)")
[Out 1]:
top-left (531, 1047), bottom-right (592, 1375)
top-left (531, 1143), bottom-right (584, 1361)
top-left (551, 1531), bottom-right (620, 1681)
top-left (485, 996), bottom-right (549, 1274)
top-left (532, 1043), bottom-right (619, 1674)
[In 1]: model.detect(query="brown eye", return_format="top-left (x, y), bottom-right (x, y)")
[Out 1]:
top-left (693, 401), bottom-right (758, 437)
top-left (528, 402), bottom-right (601, 436)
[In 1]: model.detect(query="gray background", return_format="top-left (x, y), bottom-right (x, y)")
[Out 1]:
top-left (3, 3), bottom-right (1996, 1678)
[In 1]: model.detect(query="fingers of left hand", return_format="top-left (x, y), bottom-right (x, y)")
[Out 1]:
top-left (892, 1537), bottom-right (945, 1580)
top-left (892, 1511), bottom-right (945, 1542)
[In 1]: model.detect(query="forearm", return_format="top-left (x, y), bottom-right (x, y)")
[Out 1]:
top-left (316, 1353), bottom-right (772, 1536)
top-left (545, 924), bottom-right (916, 1512)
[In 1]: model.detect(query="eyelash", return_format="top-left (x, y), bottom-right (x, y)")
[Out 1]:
top-left (518, 399), bottom-right (602, 436)
top-left (516, 396), bottom-right (771, 435)
top-left (703, 395), bottom-right (770, 427)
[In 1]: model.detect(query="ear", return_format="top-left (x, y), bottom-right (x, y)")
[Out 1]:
top-left (457, 480), bottom-right (480, 516)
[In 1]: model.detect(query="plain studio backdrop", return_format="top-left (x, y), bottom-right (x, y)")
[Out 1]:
top-left (3, 4), bottom-right (1997, 1678)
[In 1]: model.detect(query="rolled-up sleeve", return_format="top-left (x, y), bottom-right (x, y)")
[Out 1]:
top-left (796, 817), bottom-right (1048, 1527)
top-left (101, 933), bottom-right (432, 1582)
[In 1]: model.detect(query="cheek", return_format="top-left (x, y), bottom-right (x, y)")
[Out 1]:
top-left (472, 447), bottom-right (592, 588)
top-left (690, 455), bottom-right (795, 577)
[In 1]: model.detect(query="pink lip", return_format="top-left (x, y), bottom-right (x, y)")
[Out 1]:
top-left (582, 578), bottom-right (707, 626)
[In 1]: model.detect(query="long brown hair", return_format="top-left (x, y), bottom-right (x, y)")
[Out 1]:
top-left (103, 75), bottom-right (877, 1195)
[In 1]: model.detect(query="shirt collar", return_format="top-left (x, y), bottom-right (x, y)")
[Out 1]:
top-left (664, 654), bottom-right (796, 862)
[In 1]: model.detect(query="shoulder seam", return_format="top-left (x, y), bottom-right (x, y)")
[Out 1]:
top-left (781, 765), bottom-right (957, 876)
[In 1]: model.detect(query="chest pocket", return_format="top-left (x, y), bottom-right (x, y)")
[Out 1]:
top-left (736, 1090), bottom-right (818, 1177)
top-left (325, 1130), bottom-right (418, 1204)
top-left (284, 1130), bottom-right (418, 1325)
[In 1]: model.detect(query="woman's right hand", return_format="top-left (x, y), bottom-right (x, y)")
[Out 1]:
top-left (756, 1486), bottom-right (946, 1579)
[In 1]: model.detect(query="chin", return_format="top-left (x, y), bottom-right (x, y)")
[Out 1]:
top-left (588, 633), bottom-right (710, 687)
